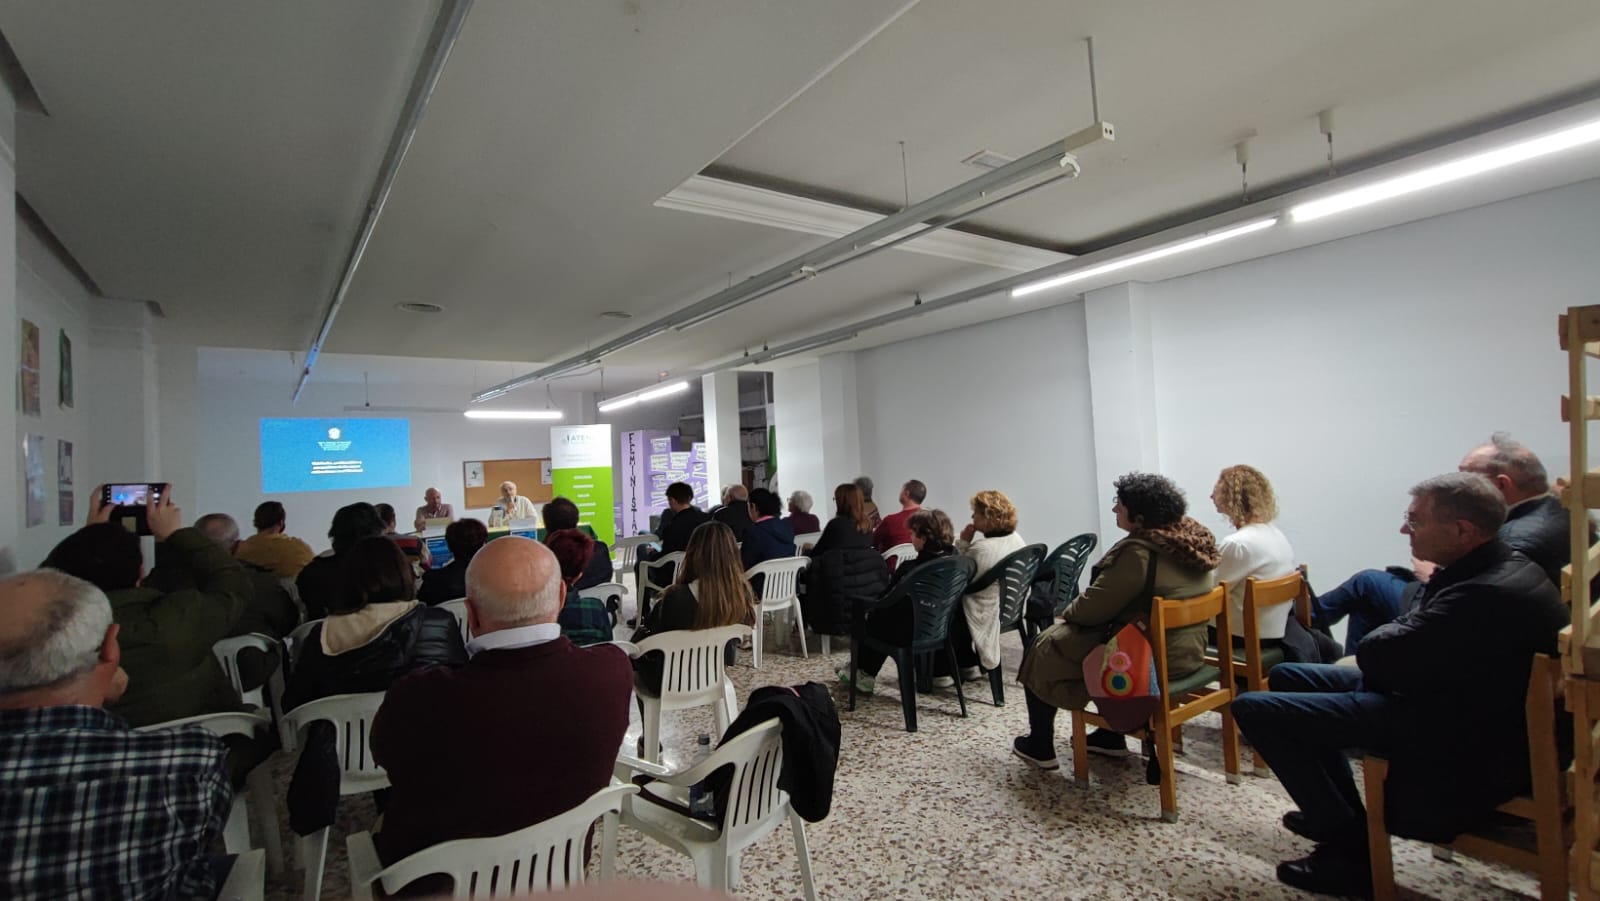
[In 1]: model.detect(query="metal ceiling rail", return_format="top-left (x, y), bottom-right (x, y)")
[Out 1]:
top-left (292, 0), bottom-right (475, 403)
top-left (470, 120), bottom-right (1115, 403)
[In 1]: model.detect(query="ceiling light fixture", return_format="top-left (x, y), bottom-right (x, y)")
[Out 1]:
top-left (1010, 217), bottom-right (1279, 299)
top-left (1290, 117), bottom-right (1600, 223)
top-left (597, 380), bottom-right (690, 414)
top-left (395, 302), bottom-right (445, 314)
top-left (462, 409), bottom-right (564, 420)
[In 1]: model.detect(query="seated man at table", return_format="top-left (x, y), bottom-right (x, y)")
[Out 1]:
top-left (370, 537), bottom-right (632, 874)
top-left (1233, 472), bottom-right (1567, 896)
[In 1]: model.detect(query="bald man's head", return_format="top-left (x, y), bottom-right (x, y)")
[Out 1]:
top-left (464, 536), bottom-right (563, 632)
top-left (0, 570), bottom-right (121, 707)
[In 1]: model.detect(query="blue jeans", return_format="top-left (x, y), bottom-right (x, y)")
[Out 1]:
top-left (1233, 663), bottom-right (1397, 843)
top-left (1314, 568), bottom-right (1408, 650)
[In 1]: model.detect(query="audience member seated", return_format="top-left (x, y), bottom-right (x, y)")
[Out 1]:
top-left (631, 521), bottom-right (754, 696)
top-left (369, 537), bottom-right (632, 878)
top-left (837, 509), bottom-right (957, 694)
top-left (855, 476), bottom-right (883, 528)
top-left (1233, 472), bottom-right (1568, 896)
top-left (741, 487), bottom-right (795, 570)
top-left (547, 529), bottom-right (614, 646)
top-left (158, 512), bottom-right (300, 638)
top-left (801, 483), bottom-right (890, 643)
top-left (950, 490), bottom-right (1027, 684)
top-left (543, 496), bottom-right (611, 589)
top-left (43, 487), bottom-right (249, 727)
top-left (416, 518), bottom-right (489, 606)
top-left (412, 486), bottom-right (455, 531)
top-left (234, 499), bottom-right (316, 579)
top-left (873, 479), bottom-right (925, 554)
top-left (636, 482), bottom-right (710, 605)
top-left (376, 502), bottom-right (429, 567)
top-left (712, 484), bottom-right (753, 541)
top-left (0, 570), bottom-right (233, 900)
top-left (1013, 472), bottom-right (1219, 769)
top-left (785, 490), bottom-right (821, 536)
top-left (282, 537), bottom-right (466, 711)
top-left (487, 480), bottom-right (538, 528)
top-left (1211, 465), bottom-right (1297, 646)
top-left (1315, 433), bottom-right (1578, 650)
top-left (296, 502), bottom-right (386, 620)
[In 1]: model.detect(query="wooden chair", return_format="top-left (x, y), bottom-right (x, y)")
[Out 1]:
top-left (346, 783), bottom-right (637, 898)
top-left (1363, 654), bottom-right (1570, 901)
top-left (1070, 582), bottom-right (1241, 822)
top-left (1237, 570), bottom-right (1311, 774)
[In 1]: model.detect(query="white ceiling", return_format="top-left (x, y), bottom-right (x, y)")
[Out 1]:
top-left (5, 0), bottom-right (1600, 401)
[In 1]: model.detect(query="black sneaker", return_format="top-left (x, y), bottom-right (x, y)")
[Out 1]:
top-left (1275, 843), bottom-right (1373, 897)
top-left (1282, 810), bottom-right (1339, 843)
top-left (1084, 728), bottom-right (1130, 758)
top-left (1011, 736), bottom-right (1059, 770)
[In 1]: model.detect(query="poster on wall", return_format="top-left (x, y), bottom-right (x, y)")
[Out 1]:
top-left (57, 439), bottom-right (74, 525)
top-left (23, 434), bottom-right (44, 527)
top-left (58, 330), bottom-right (73, 408)
top-left (551, 424), bottom-right (614, 545)
top-left (19, 319), bottom-right (40, 416)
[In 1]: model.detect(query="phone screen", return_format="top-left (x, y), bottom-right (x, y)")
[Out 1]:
top-left (107, 484), bottom-right (161, 506)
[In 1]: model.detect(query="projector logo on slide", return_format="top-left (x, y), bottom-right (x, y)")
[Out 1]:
top-left (317, 428), bottom-right (352, 452)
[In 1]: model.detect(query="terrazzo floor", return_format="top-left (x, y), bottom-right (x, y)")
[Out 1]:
top-left (256, 618), bottom-right (1541, 900)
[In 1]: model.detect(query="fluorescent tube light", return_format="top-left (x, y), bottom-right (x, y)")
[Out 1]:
top-left (635, 381), bottom-right (689, 402)
top-left (1011, 217), bottom-right (1279, 299)
top-left (1291, 118), bottom-right (1600, 223)
top-left (596, 396), bottom-right (639, 413)
top-left (462, 409), bottom-right (564, 420)
top-left (597, 380), bottom-right (689, 414)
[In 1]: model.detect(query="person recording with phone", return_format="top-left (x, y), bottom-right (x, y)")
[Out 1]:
top-left (40, 484), bottom-right (251, 727)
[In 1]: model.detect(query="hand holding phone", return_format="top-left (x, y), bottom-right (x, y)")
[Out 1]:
top-left (144, 486), bottom-right (181, 541)
top-left (87, 485), bottom-right (114, 525)
top-left (100, 483), bottom-right (169, 536)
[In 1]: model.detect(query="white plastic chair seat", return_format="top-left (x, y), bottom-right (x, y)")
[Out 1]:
top-left (792, 532), bottom-right (821, 556)
top-left (579, 581), bottom-right (630, 626)
top-left (438, 597), bottom-right (470, 645)
top-left (217, 848), bottom-right (266, 901)
top-left (282, 691), bottom-right (389, 900)
top-left (882, 542), bottom-right (915, 570)
top-left (346, 783), bottom-right (638, 899)
top-left (627, 624), bottom-right (750, 764)
top-left (616, 719), bottom-right (815, 900)
top-left (137, 711), bottom-right (283, 877)
top-left (211, 633), bottom-right (280, 709)
top-left (746, 558), bottom-right (809, 668)
top-left (612, 534), bottom-right (658, 578)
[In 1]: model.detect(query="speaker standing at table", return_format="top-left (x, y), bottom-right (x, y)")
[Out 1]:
top-left (487, 481), bottom-right (538, 528)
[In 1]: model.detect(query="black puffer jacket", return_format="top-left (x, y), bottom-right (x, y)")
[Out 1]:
top-left (803, 543), bottom-right (890, 636)
top-left (283, 605), bottom-right (466, 711)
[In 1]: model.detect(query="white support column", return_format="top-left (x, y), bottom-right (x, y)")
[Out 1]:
top-left (773, 362), bottom-right (825, 508)
top-left (1083, 282), bottom-right (1160, 542)
top-left (817, 352), bottom-right (862, 491)
top-left (700, 371), bottom-right (742, 497)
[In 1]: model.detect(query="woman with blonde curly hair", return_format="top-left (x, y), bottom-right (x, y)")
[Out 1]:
top-left (948, 489), bottom-right (1027, 685)
top-left (1212, 464), bottom-right (1297, 641)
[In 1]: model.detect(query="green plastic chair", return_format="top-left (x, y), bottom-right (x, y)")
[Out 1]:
top-left (964, 543), bottom-right (1047, 706)
top-left (848, 555), bottom-right (976, 732)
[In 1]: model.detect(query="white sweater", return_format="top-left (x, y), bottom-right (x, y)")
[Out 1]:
top-left (1216, 522), bottom-right (1297, 639)
top-left (957, 531), bottom-right (1026, 670)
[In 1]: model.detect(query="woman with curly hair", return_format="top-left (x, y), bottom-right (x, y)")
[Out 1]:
top-left (1212, 465), bottom-right (1296, 642)
top-left (948, 490), bottom-right (1027, 685)
top-left (1013, 473), bottom-right (1219, 770)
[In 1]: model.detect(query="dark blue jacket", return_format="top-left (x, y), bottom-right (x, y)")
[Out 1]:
top-left (742, 518), bottom-right (795, 570)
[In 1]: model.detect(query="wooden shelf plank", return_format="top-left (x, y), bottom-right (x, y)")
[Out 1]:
top-left (1564, 396), bottom-right (1600, 423)
top-left (1560, 307), bottom-right (1600, 349)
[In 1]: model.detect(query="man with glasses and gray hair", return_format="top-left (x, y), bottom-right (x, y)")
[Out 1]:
top-left (1233, 472), bottom-right (1567, 896)
top-left (0, 569), bottom-right (232, 899)
top-left (1314, 433), bottom-right (1584, 650)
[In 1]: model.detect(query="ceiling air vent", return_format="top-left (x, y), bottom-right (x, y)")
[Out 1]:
top-left (961, 149), bottom-right (1015, 170)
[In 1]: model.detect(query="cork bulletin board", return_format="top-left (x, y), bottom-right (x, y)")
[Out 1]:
top-left (462, 457), bottom-right (554, 510)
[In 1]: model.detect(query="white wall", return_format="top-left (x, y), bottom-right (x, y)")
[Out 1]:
top-left (1143, 178), bottom-right (1600, 587)
top-left (773, 361), bottom-right (825, 507)
top-left (14, 226), bottom-right (92, 568)
top-left (854, 303), bottom-right (1102, 547)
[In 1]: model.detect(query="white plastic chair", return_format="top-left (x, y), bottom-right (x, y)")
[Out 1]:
top-left (285, 618), bottom-right (322, 668)
top-left (882, 542), bottom-right (915, 571)
top-left (282, 691), bottom-right (389, 901)
top-left (612, 535), bottom-right (657, 582)
top-left (138, 711), bottom-right (283, 877)
top-left (746, 558), bottom-right (809, 668)
top-left (211, 633), bottom-right (280, 709)
top-left (616, 719), bottom-right (815, 900)
top-left (640, 551), bottom-right (685, 619)
top-left (439, 597), bottom-right (471, 645)
top-left (579, 581), bottom-right (630, 627)
top-left (345, 782), bottom-right (638, 899)
top-left (217, 848), bottom-right (267, 901)
top-left (792, 532), bottom-right (821, 556)
top-left (623, 623), bottom-right (750, 764)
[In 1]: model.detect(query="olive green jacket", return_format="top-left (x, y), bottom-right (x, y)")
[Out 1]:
top-left (1018, 537), bottom-right (1215, 711)
top-left (108, 527), bottom-right (249, 727)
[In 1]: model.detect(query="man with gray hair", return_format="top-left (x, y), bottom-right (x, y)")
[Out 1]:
top-left (369, 537), bottom-right (632, 870)
top-left (1315, 434), bottom-right (1581, 649)
top-left (147, 512), bottom-right (301, 638)
top-left (713, 482), bottom-right (752, 541)
top-left (0, 570), bottom-right (233, 899)
top-left (1234, 472), bottom-right (1567, 896)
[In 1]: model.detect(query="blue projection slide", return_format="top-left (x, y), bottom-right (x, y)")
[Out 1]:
top-left (260, 418), bottom-right (412, 493)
